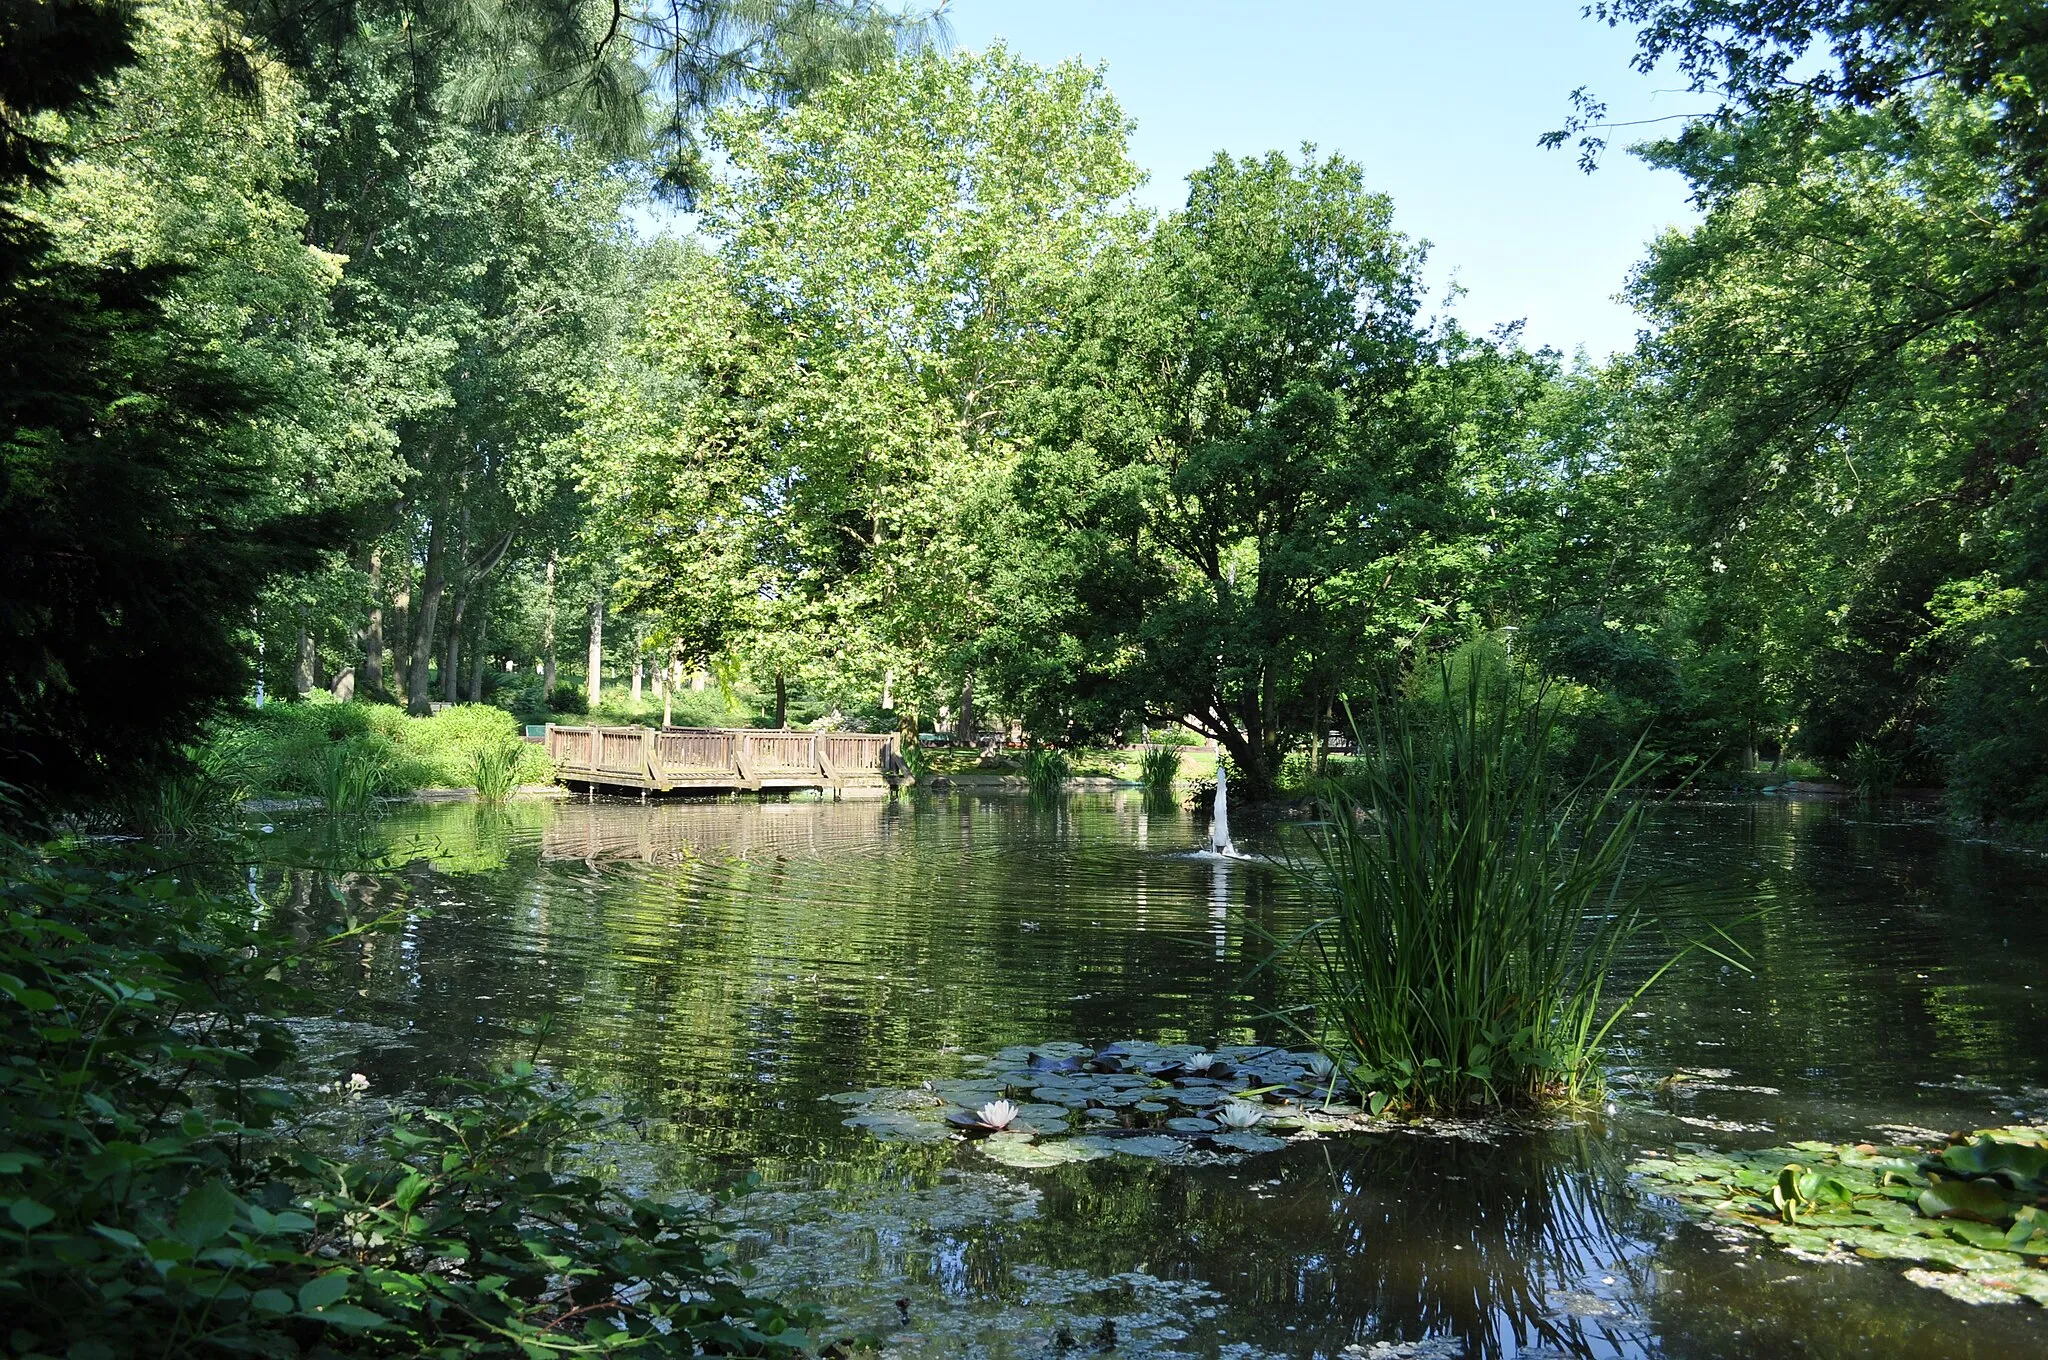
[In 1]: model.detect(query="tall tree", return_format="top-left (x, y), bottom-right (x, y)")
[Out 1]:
top-left (993, 151), bottom-right (1463, 795)
top-left (1, 0), bottom-right (341, 812)
top-left (582, 45), bottom-right (1139, 721)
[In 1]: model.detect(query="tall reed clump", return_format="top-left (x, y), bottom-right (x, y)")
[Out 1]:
top-left (1138, 744), bottom-right (1182, 790)
top-left (1270, 668), bottom-right (1737, 1113)
top-left (899, 738), bottom-right (931, 782)
top-left (468, 738), bottom-right (524, 804)
top-left (309, 741), bottom-right (384, 817)
top-left (1023, 745), bottom-right (1071, 797)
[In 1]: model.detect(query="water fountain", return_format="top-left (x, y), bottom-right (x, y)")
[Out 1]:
top-left (1210, 757), bottom-right (1236, 857)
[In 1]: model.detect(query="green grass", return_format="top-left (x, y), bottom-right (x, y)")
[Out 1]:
top-left (1265, 667), bottom-right (1747, 1113)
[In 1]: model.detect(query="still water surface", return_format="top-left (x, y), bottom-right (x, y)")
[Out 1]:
top-left (295, 791), bottom-right (2048, 1358)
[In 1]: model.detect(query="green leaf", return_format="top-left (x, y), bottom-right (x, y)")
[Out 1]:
top-left (1918, 1179), bottom-right (2015, 1224)
top-left (297, 1271), bottom-right (350, 1311)
top-left (250, 1288), bottom-right (293, 1313)
top-left (394, 1170), bottom-right (434, 1212)
top-left (309, 1304), bottom-right (383, 1330)
top-left (9, 1197), bottom-right (55, 1231)
top-left (174, 1181), bottom-right (238, 1246)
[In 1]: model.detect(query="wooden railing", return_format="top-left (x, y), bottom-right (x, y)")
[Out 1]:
top-left (545, 725), bottom-right (898, 794)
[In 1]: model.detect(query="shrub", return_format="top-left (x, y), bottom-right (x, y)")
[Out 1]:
top-left (1267, 666), bottom-right (1742, 1112)
top-left (0, 833), bottom-right (816, 1358)
top-left (208, 701), bottom-right (550, 800)
top-left (548, 682), bottom-right (588, 714)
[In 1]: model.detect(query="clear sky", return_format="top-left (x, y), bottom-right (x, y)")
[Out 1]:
top-left (940, 1), bottom-right (1706, 358)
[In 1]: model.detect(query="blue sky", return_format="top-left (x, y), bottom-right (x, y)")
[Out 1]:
top-left (941, 0), bottom-right (1706, 357)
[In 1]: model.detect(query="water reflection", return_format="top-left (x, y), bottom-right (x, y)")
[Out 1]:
top-left (274, 791), bottom-right (2048, 1357)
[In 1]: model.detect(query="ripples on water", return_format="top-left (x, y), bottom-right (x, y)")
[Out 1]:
top-left (282, 791), bottom-right (2048, 1358)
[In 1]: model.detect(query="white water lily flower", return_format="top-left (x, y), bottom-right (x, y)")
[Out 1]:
top-left (1216, 1100), bottom-right (1264, 1130)
top-left (1184, 1052), bottom-right (1217, 1073)
top-left (976, 1099), bottom-right (1020, 1130)
top-left (1303, 1053), bottom-right (1336, 1081)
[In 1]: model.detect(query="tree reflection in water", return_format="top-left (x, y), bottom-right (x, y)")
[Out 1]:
top-left (730, 1127), bottom-right (1656, 1359)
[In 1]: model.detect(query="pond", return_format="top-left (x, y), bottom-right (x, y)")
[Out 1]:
top-left (283, 790), bottom-right (2048, 1358)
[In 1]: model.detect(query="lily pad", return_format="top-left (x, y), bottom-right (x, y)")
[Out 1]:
top-left (1165, 1117), bottom-right (1220, 1134)
top-left (1632, 1124), bottom-right (2048, 1307)
top-left (1920, 1178), bottom-right (2018, 1224)
top-left (976, 1133), bottom-right (1108, 1169)
top-left (1101, 1134), bottom-right (1186, 1160)
top-left (1210, 1131), bottom-right (1289, 1154)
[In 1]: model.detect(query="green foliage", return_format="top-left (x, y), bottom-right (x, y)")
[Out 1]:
top-left (549, 682), bottom-right (590, 715)
top-left (1022, 745), bottom-right (1071, 798)
top-left (467, 740), bottom-right (523, 804)
top-left (310, 740), bottom-right (386, 817)
top-left (580, 45), bottom-right (1139, 724)
top-left (994, 148), bottom-right (1479, 797)
top-left (0, 833), bottom-right (817, 1356)
top-left (0, 0), bottom-right (343, 820)
top-left (1136, 745), bottom-right (1182, 790)
top-left (1267, 665), bottom-right (1720, 1111)
top-left (898, 739), bottom-right (932, 782)
top-left (213, 700), bottom-right (549, 799)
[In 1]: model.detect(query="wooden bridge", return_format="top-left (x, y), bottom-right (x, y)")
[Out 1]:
top-left (545, 725), bottom-right (899, 796)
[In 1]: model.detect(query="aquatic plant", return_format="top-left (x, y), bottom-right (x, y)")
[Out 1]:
top-left (1137, 744), bottom-right (1181, 790)
top-left (1634, 1127), bottom-right (2048, 1306)
top-left (310, 739), bottom-right (384, 817)
top-left (468, 737), bottom-right (523, 804)
top-left (1265, 667), bottom-right (1742, 1112)
top-left (899, 738), bottom-right (931, 782)
top-left (1215, 1100), bottom-right (1264, 1130)
top-left (1023, 745), bottom-right (1071, 797)
top-left (977, 1099), bottom-right (1021, 1130)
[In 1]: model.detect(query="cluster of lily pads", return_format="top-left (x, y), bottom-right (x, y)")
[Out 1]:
top-left (1632, 1124), bottom-right (2048, 1306)
top-left (827, 1040), bottom-right (1376, 1169)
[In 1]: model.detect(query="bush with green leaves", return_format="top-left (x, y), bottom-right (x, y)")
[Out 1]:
top-left (212, 700), bottom-right (550, 799)
top-left (0, 832), bottom-right (817, 1358)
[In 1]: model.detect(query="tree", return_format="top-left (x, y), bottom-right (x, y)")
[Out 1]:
top-left (993, 150), bottom-right (1463, 796)
top-left (582, 45), bottom-right (1139, 724)
top-left (1, 0), bottom-right (341, 813)
top-left (1560, 2), bottom-right (2048, 812)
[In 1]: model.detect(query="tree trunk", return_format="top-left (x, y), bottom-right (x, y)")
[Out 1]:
top-left (631, 626), bottom-right (644, 705)
top-left (585, 597), bottom-right (603, 709)
top-left (660, 653), bottom-right (673, 728)
top-left (540, 555), bottom-right (558, 697)
top-left (407, 509), bottom-right (447, 716)
top-left (362, 546), bottom-right (384, 696)
top-left (329, 665), bottom-right (356, 702)
top-left (293, 604), bottom-right (315, 696)
top-left (467, 580), bottom-right (491, 702)
top-left (442, 587), bottom-right (466, 705)
top-left (774, 667), bottom-right (787, 729)
top-left (957, 673), bottom-right (975, 748)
